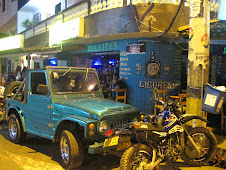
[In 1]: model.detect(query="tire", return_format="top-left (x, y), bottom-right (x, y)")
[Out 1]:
top-left (181, 127), bottom-right (217, 166)
top-left (4, 81), bottom-right (22, 99)
top-left (8, 114), bottom-right (26, 143)
top-left (0, 111), bottom-right (6, 125)
top-left (120, 144), bottom-right (160, 170)
top-left (59, 130), bottom-right (83, 169)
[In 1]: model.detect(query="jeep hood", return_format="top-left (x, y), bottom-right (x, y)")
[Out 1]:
top-left (55, 98), bottom-right (138, 119)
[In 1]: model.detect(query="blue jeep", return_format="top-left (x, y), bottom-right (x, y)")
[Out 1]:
top-left (5, 66), bottom-right (140, 169)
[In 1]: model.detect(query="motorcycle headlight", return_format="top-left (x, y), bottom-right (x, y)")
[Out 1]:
top-left (99, 121), bottom-right (109, 134)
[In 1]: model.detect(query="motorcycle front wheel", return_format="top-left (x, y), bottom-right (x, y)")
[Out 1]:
top-left (120, 144), bottom-right (160, 170)
top-left (181, 127), bottom-right (217, 166)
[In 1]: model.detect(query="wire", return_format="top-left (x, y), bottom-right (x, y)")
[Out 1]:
top-left (158, 0), bottom-right (184, 37)
top-left (135, 17), bottom-right (164, 32)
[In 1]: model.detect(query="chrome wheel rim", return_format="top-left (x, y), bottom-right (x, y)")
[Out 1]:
top-left (185, 133), bottom-right (210, 160)
top-left (8, 119), bottom-right (17, 139)
top-left (60, 136), bottom-right (70, 163)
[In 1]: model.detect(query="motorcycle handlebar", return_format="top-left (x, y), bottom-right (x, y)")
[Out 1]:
top-left (152, 98), bottom-right (165, 105)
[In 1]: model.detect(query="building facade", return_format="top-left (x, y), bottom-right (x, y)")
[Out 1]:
top-left (0, 0), bottom-right (225, 114)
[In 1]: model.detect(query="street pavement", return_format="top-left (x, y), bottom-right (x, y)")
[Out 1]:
top-left (0, 123), bottom-right (225, 170)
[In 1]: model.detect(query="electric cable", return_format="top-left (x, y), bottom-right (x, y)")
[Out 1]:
top-left (158, 0), bottom-right (184, 37)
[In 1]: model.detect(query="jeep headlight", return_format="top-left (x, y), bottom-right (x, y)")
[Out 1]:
top-left (99, 121), bottom-right (109, 134)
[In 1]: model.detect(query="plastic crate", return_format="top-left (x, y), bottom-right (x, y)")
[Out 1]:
top-left (202, 84), bottom-right (226, 114)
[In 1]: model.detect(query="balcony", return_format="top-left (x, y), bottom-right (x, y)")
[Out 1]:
top-left (19, 0), bottom-right (220, 40)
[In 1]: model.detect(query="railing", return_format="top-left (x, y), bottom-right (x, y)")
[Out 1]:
top-left (21, 0), bottom-right (220, 39)
top-left (130, 0), bottom-right (219, 10)
top-left (90, 0), bottom-right (124, 14)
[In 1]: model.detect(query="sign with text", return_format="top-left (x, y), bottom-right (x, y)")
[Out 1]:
top-left (126, 42), bottom-right (146, 54)
top-left (87, 42), bottom-right (118, 52)
top-left (49, 18), bottom-right (84, 46)
top-left (0, 35), bottom-right (24, 51)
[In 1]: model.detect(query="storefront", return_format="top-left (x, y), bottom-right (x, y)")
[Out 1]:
top-left (64, 38), bottom-right (182, 114)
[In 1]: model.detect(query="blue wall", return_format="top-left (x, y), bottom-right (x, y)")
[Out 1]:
top-left (77, 38), bottom-right (182, 114)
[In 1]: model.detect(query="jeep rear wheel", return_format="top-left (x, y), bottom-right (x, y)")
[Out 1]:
top-left (8, 114), bottom-right (26, 143)
top-left (59, 130), bottom-right (83, 169)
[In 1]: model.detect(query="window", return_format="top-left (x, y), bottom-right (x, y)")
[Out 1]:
top-left (55, 3), bottom-right (61, 14)
top-left (51, 70), bottom-right (100, 93)
top-left (33, 13), bottom-right (41, 25)
top-left (30, 72), bottom-right (48, 95)
top-left (2, 0), bottom-right (5, 12)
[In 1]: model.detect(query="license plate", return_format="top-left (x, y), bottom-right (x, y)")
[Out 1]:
top-left (103, 136), bottom-right (119, 148)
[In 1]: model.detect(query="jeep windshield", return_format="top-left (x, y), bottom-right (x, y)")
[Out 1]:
top-left (51, 69), bottom-right (100, 94)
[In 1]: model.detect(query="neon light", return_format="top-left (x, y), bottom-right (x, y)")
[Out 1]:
top-left (0, 35), bottom-right (24, 51)
top-left (223, 47), bottom-right (226, 54)
top-left (93, 60), bottom-right (102, 66)
top-left (50, 59), bottom-right (57, 66)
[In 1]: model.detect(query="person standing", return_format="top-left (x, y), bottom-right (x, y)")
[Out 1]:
top-left (15, 66), bottom-right (22, 81)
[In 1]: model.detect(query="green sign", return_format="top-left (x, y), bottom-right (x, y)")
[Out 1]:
top-left (223, 47), bottom-right (226, 55)
top-left (87, 42), bottom-right (118, 52)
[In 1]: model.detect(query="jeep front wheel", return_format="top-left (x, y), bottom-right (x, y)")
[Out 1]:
top-left (59, 130), bottom-right (83, 169)
top-left (8, 114), bottom-right (26, 143)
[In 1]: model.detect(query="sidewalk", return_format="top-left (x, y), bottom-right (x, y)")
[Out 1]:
top-left (210, 127), bottom-right (226, 168)
top-left (216, 134), bottom-right (226, 152)
top-left (208, 126), bottom-right (226, 157)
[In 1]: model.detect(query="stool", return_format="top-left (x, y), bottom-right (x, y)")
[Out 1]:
top-left (115, 89), bottom-right (127, 104)
top-left (154, 90), bottom-right (167, 116)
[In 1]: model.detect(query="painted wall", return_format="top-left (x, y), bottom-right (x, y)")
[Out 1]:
top-left (84, 5), bottom-right (190, 37)
top-left (0, 0), bottom-right (18, 34)
top-left (117, 39), bottom-right (181, 114)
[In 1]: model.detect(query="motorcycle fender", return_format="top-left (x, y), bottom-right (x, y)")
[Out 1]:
top-left (180, 114), bottom-right (209, 124)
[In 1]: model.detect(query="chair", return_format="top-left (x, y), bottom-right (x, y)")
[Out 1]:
top-left (221, 107), bottom-right (226, 134)
top-left (115, 89), bottom-right (127, 104)
top-left (154, 90), bottom-right (167, 116)
top-left (170, 93), bottom-right (187, 113)
top-left (178, 93), bottom-right (187, 106)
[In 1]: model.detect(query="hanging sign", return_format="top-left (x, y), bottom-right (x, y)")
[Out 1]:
top-left (0, 35), bottom-right (24, 51)
top-left (190, 0), bottom-right (201, 18)
top-left (126, 42), bottom-right (146, 54)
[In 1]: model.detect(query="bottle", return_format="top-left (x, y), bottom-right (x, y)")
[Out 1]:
top-left (145, 50), bottom-right (160, 78)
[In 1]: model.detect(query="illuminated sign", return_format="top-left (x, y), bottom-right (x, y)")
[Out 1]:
top-left (0, 35), bottom-right (24, 51)
top-left (87, 42), bottom-right (118, 52)
top-left (223, 47), bottom-right (226, 54)
top-left (49, 18), bottom-right (84, 46)
top-left (218, 0), bottom-right (226, 20)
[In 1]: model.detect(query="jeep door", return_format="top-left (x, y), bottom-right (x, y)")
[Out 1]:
top-left (27, 71), bottom-right (52, 137)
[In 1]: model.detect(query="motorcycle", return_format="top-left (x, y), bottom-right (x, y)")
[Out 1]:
top-left (104, 99), bottom-right (217, 170)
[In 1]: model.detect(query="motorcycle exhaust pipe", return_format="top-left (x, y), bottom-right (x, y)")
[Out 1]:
top-left (147, 150), bottom-right (162, 169)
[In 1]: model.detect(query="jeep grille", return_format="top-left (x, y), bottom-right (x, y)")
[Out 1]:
top-left (108, 106), bottom-right (134, 113)
top-left (111, 118), bottom-right (134, 128)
